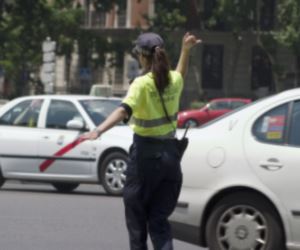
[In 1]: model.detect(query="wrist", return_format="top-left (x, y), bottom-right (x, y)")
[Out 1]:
top-left (94, 128), bottom-right (102, 137)
top-left (181, 47), bottom-right (190, 53)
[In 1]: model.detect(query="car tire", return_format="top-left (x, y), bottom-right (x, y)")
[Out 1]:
top-left (206, 192), bottom-right (285, 250)
top-left (100, 152), bottom-right (128, 196)
top-left (183, 119), bottom-right (199, 128)
top-left (52, 183), bottom-right (80, 193)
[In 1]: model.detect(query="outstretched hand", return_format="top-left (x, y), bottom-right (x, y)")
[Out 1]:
top-left (182, 32), bottom-right (202, 51)
top-left (80, 130), bottom-right (100, 140)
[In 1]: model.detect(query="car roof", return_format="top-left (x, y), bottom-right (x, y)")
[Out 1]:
top-left (13, 95), bottom-right (123, 102)
top-left (210, 97), bottom-right (251, 102)
top-left (275, 87), bottom-right (300, 98)
top-left (250, 88), bottom-right (300, 104)
top-left (210, 88), bottom-right (300, 102)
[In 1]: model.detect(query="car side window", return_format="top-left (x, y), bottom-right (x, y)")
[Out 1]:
top-left (0, 99), bottom-right (43, 127)
top-left (288, 101), bottom-right (300, 146)
top-left (46, 100), bottom-right (84, 129)
top-left (231, 101), bottom-right (246, 110)
top-left (210, 101), bottom-right (230, 110)
top-left (253, 103), bottom-right (288, 144)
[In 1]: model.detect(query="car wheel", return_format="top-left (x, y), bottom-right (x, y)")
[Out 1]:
top-left (206, 192), bottom-right (285, 250)
top-left (100, 152), bottom-right (128, 196)
top-left (52, 183), bottom-right (80, 193)
top-left (184, 119), bottom-right (199, 128)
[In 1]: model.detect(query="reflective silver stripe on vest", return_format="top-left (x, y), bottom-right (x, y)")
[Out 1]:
top-left (132, 113), bottom-right (177, 128)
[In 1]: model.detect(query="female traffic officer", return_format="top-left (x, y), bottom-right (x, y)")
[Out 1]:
top-left (82, 32), bottom-right (200, 250)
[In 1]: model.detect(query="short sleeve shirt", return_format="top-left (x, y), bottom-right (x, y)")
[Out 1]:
top-left (122, 70), bottom-right (183, 137)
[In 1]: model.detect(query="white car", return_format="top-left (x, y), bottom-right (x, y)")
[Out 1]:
top-left (170, 88), bottom-right (300, 250)
top-left (0, 95), bottom-right (132, 195)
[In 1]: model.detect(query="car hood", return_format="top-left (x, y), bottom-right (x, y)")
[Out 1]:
top-left (179, 109), bottom-right (204, 117)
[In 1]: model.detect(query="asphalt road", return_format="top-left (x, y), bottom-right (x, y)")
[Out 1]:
top-left (0, 182), bottom-right (207, 250)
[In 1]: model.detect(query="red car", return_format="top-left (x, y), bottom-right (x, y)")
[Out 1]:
top-left (177, 98), bottom-right (252, 128)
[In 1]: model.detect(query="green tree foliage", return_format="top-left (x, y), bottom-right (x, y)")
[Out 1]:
top-left (0, 0), bottom-right (84, 97)
top-left (207, 0), bottom-right (300, 90)
top-left (143, 0), bottom-right (186, 68)
top-left (275, 0), bottom-right (300, 87)
top-left (208, 0), bottom-right (257, 32)
top-left (207, 0), bottom-right (299, 91)
top-left (148, 0), bottom-right (186, 32)
top-left (276, 0), bottom-right (300, 53)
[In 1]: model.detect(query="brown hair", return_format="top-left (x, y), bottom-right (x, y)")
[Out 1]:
top-left (144, 47), bottom-right (170, 93)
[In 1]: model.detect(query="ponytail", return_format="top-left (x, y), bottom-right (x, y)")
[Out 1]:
top-left (151, 47), bottom-right (170, 93)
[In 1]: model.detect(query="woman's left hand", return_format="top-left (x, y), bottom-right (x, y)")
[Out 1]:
top-left (182, 32), bottom-right (202, 51)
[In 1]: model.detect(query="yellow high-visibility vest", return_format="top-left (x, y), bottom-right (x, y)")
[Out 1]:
top-left (122, 71), bottom-right (183, 137)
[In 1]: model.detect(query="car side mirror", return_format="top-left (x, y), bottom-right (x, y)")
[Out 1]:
top-left (66, 119), bottom-right (85, 131)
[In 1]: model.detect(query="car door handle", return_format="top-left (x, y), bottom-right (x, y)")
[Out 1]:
top-left (259, 158), bottom-right (283, 171)
top-left (42, 136), bottom-right (49, 140)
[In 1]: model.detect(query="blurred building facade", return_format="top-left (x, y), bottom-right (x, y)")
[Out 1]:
top-left (55, 0), bottom-right (154, 97)
top-left (55, 0), bottom-right (298, 108)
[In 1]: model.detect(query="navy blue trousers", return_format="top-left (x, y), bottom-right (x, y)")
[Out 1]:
top-left (123, 134), bottom-right (182, 250)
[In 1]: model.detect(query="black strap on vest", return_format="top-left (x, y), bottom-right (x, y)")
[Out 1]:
top-left (157, 90), bottom-right (190, 139)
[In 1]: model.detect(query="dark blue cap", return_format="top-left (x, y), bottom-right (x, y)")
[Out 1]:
top-left (132, 32), bottom-right (164, 56)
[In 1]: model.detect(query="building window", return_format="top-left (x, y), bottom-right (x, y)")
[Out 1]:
top-left (91, 10), bottom-right (106, 28)
top-left (117, 3), bottom-right (127, 28)
top-left (251, 46), bottom-right (273, 91)
top-left (202, 44), bottom-right (224, 89)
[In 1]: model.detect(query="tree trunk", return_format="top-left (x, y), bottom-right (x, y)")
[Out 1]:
top-left (255, 0), bottom-right (282, 93)
top-left (227, 33), bottom-right (243, 96)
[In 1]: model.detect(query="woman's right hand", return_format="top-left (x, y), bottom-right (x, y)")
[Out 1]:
top-left (80, 130), bottom-right (101, 140)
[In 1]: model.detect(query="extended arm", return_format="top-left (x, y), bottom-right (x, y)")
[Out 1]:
top-left (176, 32), bottom-right (202, 77)
top-left (81, 106), bottom-right (128, 140)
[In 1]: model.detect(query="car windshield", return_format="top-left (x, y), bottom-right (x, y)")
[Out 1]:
top-left (79, 99), bottom-right (123, 125)
top-left (200, 96), bottom-right (273, 128)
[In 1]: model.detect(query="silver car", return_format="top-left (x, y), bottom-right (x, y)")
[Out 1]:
top-left (170, 88), bottom-right (300, 250)
top-left (0, 95), bottom-right (132, 195)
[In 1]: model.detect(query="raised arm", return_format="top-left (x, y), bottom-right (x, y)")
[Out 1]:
top-left (176, 32), bottom-right (202, 77)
